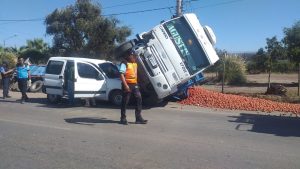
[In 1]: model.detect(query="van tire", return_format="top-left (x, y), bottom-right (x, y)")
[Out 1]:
top-left (115, 41), bottom-right (135, 58)
top-left (109, 90), bottom-right (123, 106)
top-left (47, 94), bottom-right (61, 104)
top-left (10, 82), bottom-right (20, 91)
top-left (30, 80), bottom-right (43, 92)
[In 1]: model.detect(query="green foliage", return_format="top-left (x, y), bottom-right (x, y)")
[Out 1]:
top-left (19, 39), bottom-right (50, 64)
top-left (0, 52), bottom-right (17, 68)
top-left (283, 21), bottom-right (300, 63)
top-left (271, 60), bottom-right (297, 73)
top-left (45, 0), bottom-right (131, 59)
top-left (247, 48), bottom-right (268, 73)
top-left (217, 56), bottom-right (247, 85)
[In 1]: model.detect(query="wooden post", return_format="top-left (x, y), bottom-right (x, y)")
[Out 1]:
top-left (222, 54), bottom-right (226, 93)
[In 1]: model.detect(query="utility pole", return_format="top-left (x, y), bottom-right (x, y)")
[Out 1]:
top-left (176, 0), bottom-right (183, 17)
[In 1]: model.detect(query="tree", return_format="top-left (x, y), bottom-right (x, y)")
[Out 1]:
top-left (45, 0), bottom-right (131, 59)
top-left (283, 20), bottom-right (300, 95)
top-left (19, 39), bottom-right (50, 64)
top-left (265, 36), bottom-right (285, 89)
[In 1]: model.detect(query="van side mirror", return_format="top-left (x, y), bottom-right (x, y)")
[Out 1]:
top-left (97, 73), bottom-right (104, 80)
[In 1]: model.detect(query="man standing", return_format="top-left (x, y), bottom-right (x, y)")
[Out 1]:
top-left (0, 61), bottom-right (14, 99)
top-left (119, 50), bottom-right (147, 125)
top-left (16, 57), bottom-right (30, 104)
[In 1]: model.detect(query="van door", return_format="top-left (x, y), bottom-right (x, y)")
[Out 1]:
top-left (74, 61), bottom-right (107, 98)
top-left (44, 59), bottom-right (66, 96)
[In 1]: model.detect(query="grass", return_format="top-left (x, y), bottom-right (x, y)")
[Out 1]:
top-left (202, 73), bottom-right (300, 104)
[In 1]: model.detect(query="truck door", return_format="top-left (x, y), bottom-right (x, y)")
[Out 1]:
top-left (74, 61), bottom-right (106, 98)
top-left (44, 59), bottom-right (66, 96)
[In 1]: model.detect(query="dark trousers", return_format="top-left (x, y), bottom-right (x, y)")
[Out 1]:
top-left (121, 84), bottom-right (142, 119)
top-left (18, 78), bottom-right (28, 100)
top-left (2, 77), bottom-right (10, 97)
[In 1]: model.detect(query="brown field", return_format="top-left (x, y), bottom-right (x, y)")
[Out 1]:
top-left (202, 73), bottom-right (299, 103)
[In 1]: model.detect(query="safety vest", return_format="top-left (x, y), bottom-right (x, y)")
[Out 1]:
top-left (125, 62), bottom-right (138, 84)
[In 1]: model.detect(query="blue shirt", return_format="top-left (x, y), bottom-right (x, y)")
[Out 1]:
top-left (16, 65), bottom-right (30, 79)
top-left (0, 66), bottom-right (5, 74)
top-left (119, 63), bottom-right (127, 74)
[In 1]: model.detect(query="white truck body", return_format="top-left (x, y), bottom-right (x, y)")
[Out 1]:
top-left (129, 13), bottom-right (219, 99)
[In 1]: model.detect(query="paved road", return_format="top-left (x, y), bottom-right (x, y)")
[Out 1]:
top-left (0, 91), bottom-right (300, 169)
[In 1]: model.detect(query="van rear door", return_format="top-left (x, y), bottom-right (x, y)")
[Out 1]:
top-left (74, 61), bottom-right (107, 98)
top-left (44, 59), bottom-right (66, 96)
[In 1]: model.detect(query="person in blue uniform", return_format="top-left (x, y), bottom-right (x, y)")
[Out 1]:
top-left (0, 61), bottom-right (14, 99)
top-left (16, 57), bottom-right (30, 104)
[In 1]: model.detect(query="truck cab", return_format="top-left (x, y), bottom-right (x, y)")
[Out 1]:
top-left (116, 13), bottom-right (219, 103)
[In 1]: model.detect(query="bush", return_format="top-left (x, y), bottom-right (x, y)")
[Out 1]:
top-left (217, 56), bottom-right (247, 85)
top-left (271, 60), bottom-right (297, 73)
top-left (0, 52), bottom-right (17, 68)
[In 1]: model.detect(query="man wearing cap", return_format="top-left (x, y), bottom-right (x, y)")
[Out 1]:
top-left (119, 50), bottom-right (147, 125)
top-left (0, 61), bottom-right (14, 99)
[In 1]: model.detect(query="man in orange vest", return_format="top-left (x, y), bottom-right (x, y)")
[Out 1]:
top-left (119, 50), bottom-right (147, 125)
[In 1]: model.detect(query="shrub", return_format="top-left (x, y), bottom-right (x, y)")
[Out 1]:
top-left (217, 56), bottom-right (247, 85)
top-left (0, 52), bottom-right (17, 68)
top-left (271, 60), bottom-right (297, 73)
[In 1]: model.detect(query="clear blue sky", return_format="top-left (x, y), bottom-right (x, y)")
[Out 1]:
top-left (0, 0), bottom-right (299, 53)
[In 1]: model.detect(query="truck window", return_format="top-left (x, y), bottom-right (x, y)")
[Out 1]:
top-left (46, 60), bottom-right (64, 75)
top-left (99, 63), bottom-right (119, 79)
top-left (77, 63), bottom-right (99, 79)
top-left (163, 17), bottom-right (210, 75)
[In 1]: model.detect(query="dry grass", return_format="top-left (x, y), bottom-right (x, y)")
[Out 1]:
top-left (202, 73), bottom-right (300, 104)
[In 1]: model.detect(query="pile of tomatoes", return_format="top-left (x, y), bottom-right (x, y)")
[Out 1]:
top-left (179, 87), bottom-right (300, 114)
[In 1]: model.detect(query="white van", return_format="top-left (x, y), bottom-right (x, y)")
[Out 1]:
top-left (43, 57), bottom-right (122, 105)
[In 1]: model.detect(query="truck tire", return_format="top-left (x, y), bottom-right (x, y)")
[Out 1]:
top-left (109, 90), bottom-right (123, 106)
top-left (29, 80), bottom-right (43, 92)
top-left (115, 40), bottom-right (135, 58)
top-left (47, 94), bottom-right (61, 104)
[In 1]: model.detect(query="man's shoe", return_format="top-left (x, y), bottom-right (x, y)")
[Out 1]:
top-left (6, 95), bottom-right (11, 98)
top-left (20, 100), bottom-right (25, 104)
top-left (120, 118), bottom-right (128, 125)
top-left (135, 118), bottom-right (148, 124)
top-left (2, 96), bottom-right (5, 99)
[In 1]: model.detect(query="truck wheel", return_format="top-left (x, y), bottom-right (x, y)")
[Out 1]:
top-left (29, 80), bottom-right (43, 92)
top-left (47, 94), bottom-right (61, 104)
top-left (115, 40), bottom-right (135, 58)
top-left (109, 90), bottom-right (122, 106)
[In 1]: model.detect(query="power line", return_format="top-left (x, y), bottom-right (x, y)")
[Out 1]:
top-left (0, 0), bottom-right (246, 21)
top-left (103, 0), bottom-right (155, 9)
top-left (191, 0), bottom-right (246, 10)
top-left (0, 18), bottom-right (44, 22)
top-left (104, 6), bottom-right (175, 16)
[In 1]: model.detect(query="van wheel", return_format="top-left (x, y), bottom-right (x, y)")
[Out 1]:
top-left (30, 80), bottom-right (43, 92)
top-left (47, 94), bottom-right (61, 104)
top-left (109, 90), bottom-right (122, 106)
top-left (10, 82), bottom-right (20, 91)
top-left (115, 40), bottom-right (135, 58)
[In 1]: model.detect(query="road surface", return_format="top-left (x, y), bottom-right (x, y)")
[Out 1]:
top-left (0, 91), bottom-right (300, 169)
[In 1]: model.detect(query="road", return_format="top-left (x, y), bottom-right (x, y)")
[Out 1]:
top-left (1, 91), bottom-right (300, 169)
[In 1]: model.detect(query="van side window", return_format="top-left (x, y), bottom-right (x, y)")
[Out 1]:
top-left (77, 63), bottom-right (99, 79)
top-left (46, 60), bottom-right (64, 75)
top-left (99, 63), bottom-right (119, 79)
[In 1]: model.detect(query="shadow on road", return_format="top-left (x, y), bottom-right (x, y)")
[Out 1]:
top-left (65, 117), bottom-right (120, 125)
top-left (228, 113), bottom-right (300, 137)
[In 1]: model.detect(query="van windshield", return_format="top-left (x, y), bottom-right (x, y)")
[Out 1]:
top-left (163, 17), bottom-right (209, 75)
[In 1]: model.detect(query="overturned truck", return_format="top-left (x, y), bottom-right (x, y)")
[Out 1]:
top-left (116, 13), bottom-right (219, 105)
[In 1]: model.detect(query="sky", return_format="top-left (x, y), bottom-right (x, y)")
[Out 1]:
top-left (0, 0), bottom-right (299, 53)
